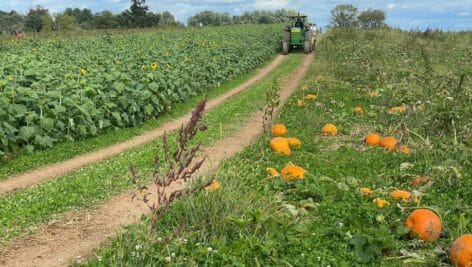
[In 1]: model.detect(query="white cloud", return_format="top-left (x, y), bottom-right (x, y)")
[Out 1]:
top-left (387, 3), bottom-right (395, 9)
top-left (457, 11), bottom-right (471, 16)
top-left (252, 0), bottom-right (290, 10)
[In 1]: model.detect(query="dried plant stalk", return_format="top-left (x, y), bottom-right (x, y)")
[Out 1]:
top-left (130, 99), bottom-right (209, 231)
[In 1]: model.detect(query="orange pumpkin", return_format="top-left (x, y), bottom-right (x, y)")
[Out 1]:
top-left (379, 136), bottom-right (397, 151)
top-left (399, 144), bottom-right (411, 154)
top-left (405, 209), bottom-right (442, 242)
top-left (281, 165), bottom-right (306, 181)
top-left (412, 176), bottom-right (430, 187)
top-left (266, 167), bottom-right (280, 177)
top-left (322, 124), bottom-right (338, 136)
top-left (286, 137), bottom-right (302, 149)
top-left (204, 180), bottom-right (222, 192)
top-left (272, 124), bottom-right (287, 137)
top-left (297, 99), bottom-right (306, 107)
top-left (304, 94), bottom-right (317, 100)
top-left (450, 234), bottom-right (472, 267)
top-left (353, 106), bottom-right (364, 114)
top-left (388, 106), bottom-right (407, 113)
top-left (269, 137), bottom-right (291, 156)
top-left (368, 91), bottom-right (378, 97)
top-left (360, 187), bottom-right (374, 196)
top-left (373, 198), bottom-right (390, 208)
top-left (390, 190), bottom-right (411, 202)
top-left (365, 133), bottom-right (382, 146)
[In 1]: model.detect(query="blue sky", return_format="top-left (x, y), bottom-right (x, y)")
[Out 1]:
top-left (1, 0), bottom-right (471, 30)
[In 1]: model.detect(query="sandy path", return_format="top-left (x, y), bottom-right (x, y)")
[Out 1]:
top-left (0, 55), bottom-right (285, 196)
top-left (0, 53), bottom-right (313, 267)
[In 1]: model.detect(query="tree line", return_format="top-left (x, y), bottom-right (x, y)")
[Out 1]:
top-left (0, 0), bottom-right (298, 34)
top-left (329, 4), bottom-right (387, 29)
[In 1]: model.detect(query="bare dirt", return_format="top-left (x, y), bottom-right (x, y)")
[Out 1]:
top-left (0, 53), bottom-right (313, 267)
top-left (0, 55), bottom-right (285, 196)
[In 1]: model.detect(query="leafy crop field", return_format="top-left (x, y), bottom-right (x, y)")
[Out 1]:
top-left (0, 25), bottom-right (280, 156)
top-left (84, 29), bottom-right (472, 266)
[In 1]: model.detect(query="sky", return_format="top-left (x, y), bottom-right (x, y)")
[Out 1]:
top-left (1, 0), bottom-right (471, 30)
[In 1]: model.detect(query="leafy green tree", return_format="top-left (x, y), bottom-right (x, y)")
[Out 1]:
top-left (64, 8), bottom-right (93, 29)
top-left (188, 11), bottom-right (232, 27)
top-left (24, 6), bottom-right (52, 32)
top-left (233, 9), bottom-right (296, 25)
top-left (358, 9), bottom-right (386, 29)
top-left (92, 11), bottom-right (119, 29)
top-left (54, 14), bottom-right (78, 31)
top-left (159, 11), bottom-right (182, 27)
top-left (0, 11), bottom-right (24, 34)
top-left (329, 4), bottom-right (359, 28)
top-left (119, 0), bottom-right (153, 28)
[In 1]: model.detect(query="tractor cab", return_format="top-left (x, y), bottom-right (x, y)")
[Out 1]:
top-left (282, 14), bottom-right (315, 55)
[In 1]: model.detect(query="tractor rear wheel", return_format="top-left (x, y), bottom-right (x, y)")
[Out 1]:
top-left (282, 41), bottom-right (289, 55)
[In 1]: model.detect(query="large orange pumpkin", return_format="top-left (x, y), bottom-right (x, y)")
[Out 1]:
top-left (450, 234), bottom-right (472, 267)
top-left (270, 137), bottom-right (291, 156)
top-left (281, 165), bottom-right (306, 181)
top-left (405, 209), bottom-right (442, 242)
top-left (322, 124), bottom-right (338, 136)
top-left (365, 133), bottom-right (382, 146)
top-left (379, 136), bottom-right (397, 151)
top-left (272, 124), bottom-right (287, 137)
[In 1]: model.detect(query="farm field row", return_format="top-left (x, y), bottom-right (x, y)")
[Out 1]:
top-left (82, 29), bottom-right (471, 266)
top-left (0, 54), bottom-right (281, 180)
top-left (0, 24), bottom-right (280, 156)
top-left (0, 54), bottom-right (303, 249)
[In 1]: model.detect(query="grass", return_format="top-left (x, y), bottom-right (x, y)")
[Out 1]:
top-left (0, 54), bottom-right (277, 180)
top-left (0, 54), bottom-right (303, 243)
top-left (83, 28), bottom-right (471, 266)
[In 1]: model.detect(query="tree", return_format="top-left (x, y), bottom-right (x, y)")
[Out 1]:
top-left (92, 11), bottom-right (119, 29)
top-left (119, 0), bottom-right (152, 28)
top-left (329, 4), bottom-right (358, 28)
top-left (233, 9), bottom-right (296, 25)
top-left (24, 6), bottom-right (52, 32)
top-left (0, 11), bottom-right (24, 34)
top-left (358, 9), bottom-right (386, 29)
top-left (64, 8), bottom-right (92, 29)
top-left (159, 11), bottom-right (181, 27)
top-left (188, 11), bottom-right (232, 27)
top-left (55, 13), bottom-right (78, 31)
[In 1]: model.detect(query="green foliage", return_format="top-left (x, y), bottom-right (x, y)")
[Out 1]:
top-left (233, 9), bottom-right (297, 25)
top-left (0, 25), bottom-right (281, 156)
top-left (329, 4), bottom-right (359, 28)
top-left (0, 55), bottom-right (303, 243)
top-left (85, 29), bottom-right (471, 266)
top-left (188, 11), bottom-right (233, 27)
top-left (54, 14), bottom-right (78, 31)
top-left (63, 8), bottom-right (93, 29)
top-left (188, 9), bottom-right (297, 27)
top-left (118, 0), bottom-right (154, 28)
top-left (0, 11), bottom-right (24, 33)
top-left (24, 5), bottom-right (52, 32)
top-left (358, 9), bottom-right (386, 29)
top-left (91, 11), bottom-right (119, 29)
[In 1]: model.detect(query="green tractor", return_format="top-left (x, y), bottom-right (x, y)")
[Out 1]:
top-left (282, 14), bottom-right (315, 55)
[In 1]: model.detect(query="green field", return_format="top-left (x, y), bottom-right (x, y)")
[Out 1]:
top-left (84, 28), bottom-right (472, 266)
top-left (0, 25), bottom-right (280, 156)
top-left (1, 24), bottom-right (471, 266)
